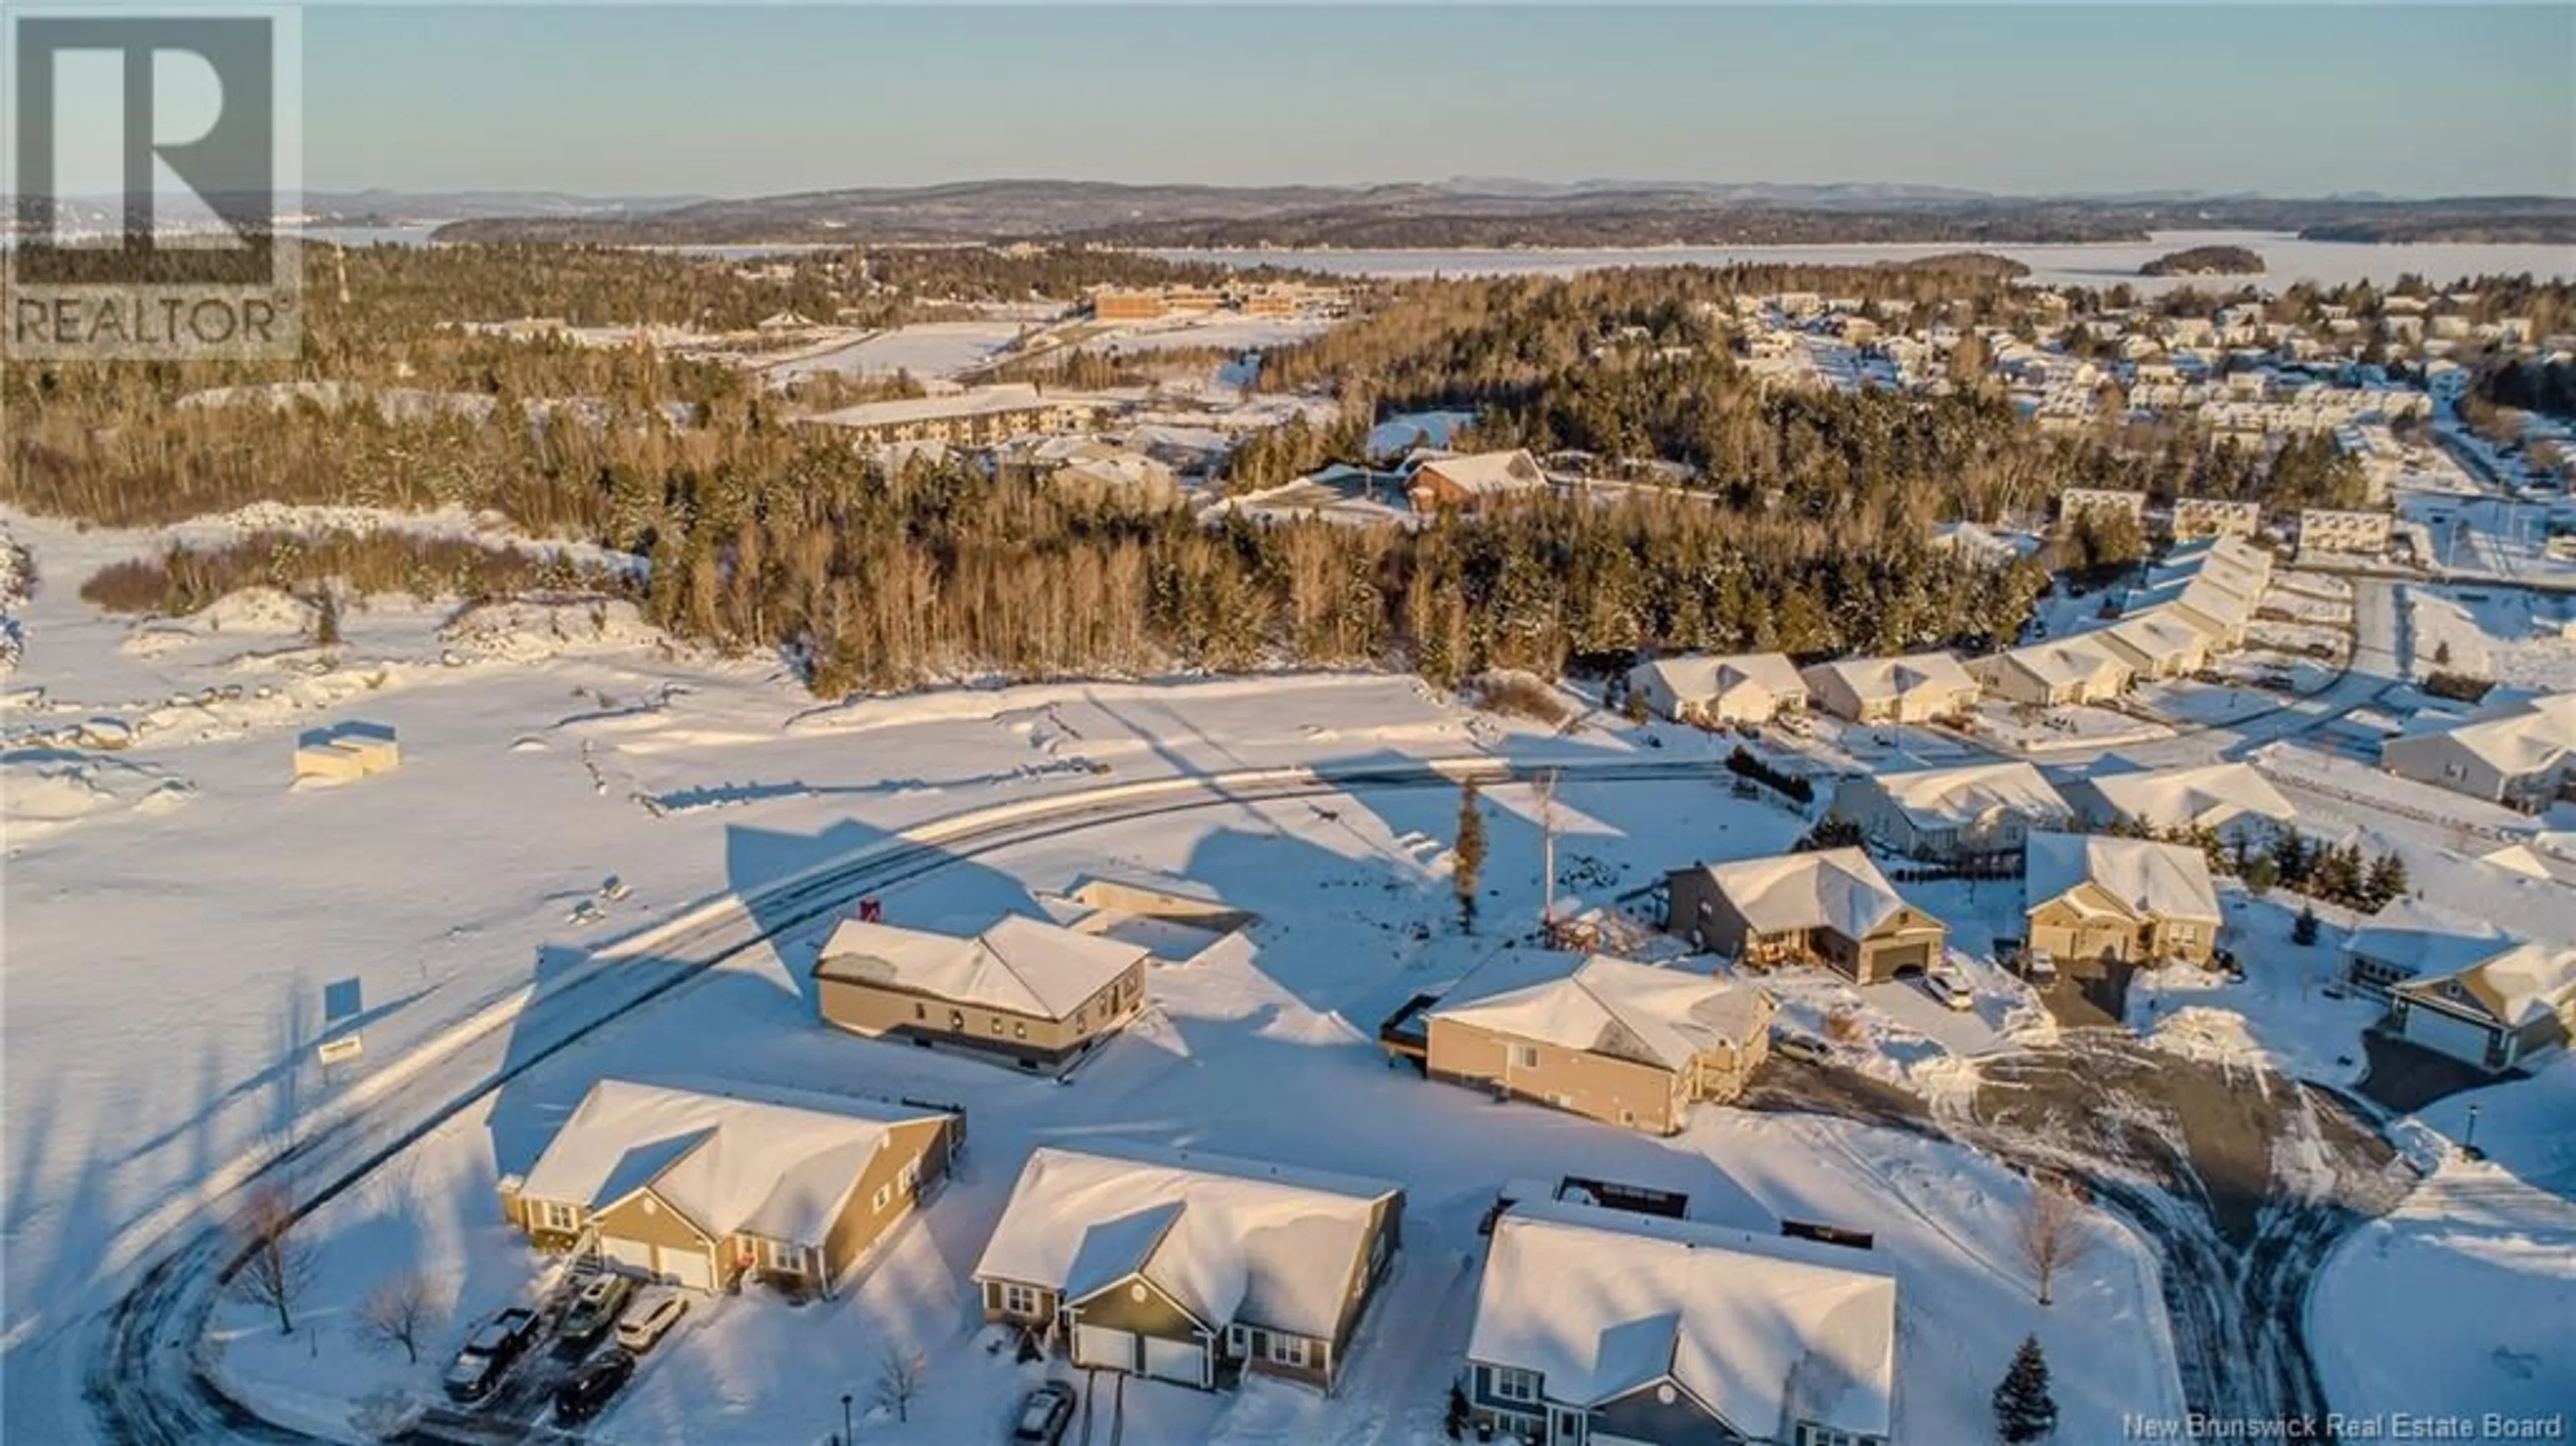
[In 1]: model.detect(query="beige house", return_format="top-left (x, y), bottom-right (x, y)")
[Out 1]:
top-left (814, 914), bottom-right (1150, 1072)
top-left (1624, 652), bottom-right (1807, 726)
top-left (1419, 950), bottom-right (1774, 1135)
top-left (1799, 651), bottom-right (1980, 724)
top-left (1667, 847), bottom-right (1947, 984)
top-left (1971, 636), bottom-right (2135, 708)
top-left (2297, 508), bottom-right (2395, 557)
top-left (1829, 761), bottom-right (2074, 862)
top-left (2094, 608), bottom-right (2215, 679)
top-left (2126, 572), bottom-right (2257, 649)
top-left (501, 1079), bottom-right (959, 1297)
top-left (2059, 486), bottom-right (2149, 526)
top-left (1407, 450), bottom-right (1550, 512)
top-left (973, 1142), bottom-right (1403, 1394)
top-left (2065, 761), bottom-right (2296, 847)
top-left (2381, 693), bottom-right (2576, 811)
top-left (2171, 496), bottom-right (2263, 541)
top-left (1466, 1197), bottom-right (1896, 1446)
top-left (2023, 831), bottom-right (2222, 966)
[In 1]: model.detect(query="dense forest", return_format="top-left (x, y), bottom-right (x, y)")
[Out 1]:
top-left (2140, 246), bottom-right (2265, 278)
top-left (5, 245), bottom-right (2559, 697)
top-left (2476, 357), bottom-right (2576, 421)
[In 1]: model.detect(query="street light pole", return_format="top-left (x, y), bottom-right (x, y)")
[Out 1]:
top-left (843, 1391), bottom-right (854, 1445)
top-left (2463, 1101), bottom-right (2482, 1156)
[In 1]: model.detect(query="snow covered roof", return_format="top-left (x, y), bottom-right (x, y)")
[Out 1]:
top-left (1469, 1197), bottom-right (1895, 1439)
top-left (2080, 762), bottom-right (2297, 834)
top-left (1865, 761), bottom-right (2071, 832)
top-left (1688, 848), bottom-right (1916, 942)
top-left (814, 913), bottom-right (1148, 1019)
top-left (1982, 636), bottom-right (2132, 689)
top-left (1410, 449), bottom-right (1550, 496)
top-left (2094, 607), bottom-right (2211, 662)
top-left (2128, 571), bottom-right (2257, 628)
top-left (2343, 897), bottom-right (2526, 979)
top-left (2025, 832), bottom-right (2220, 924)
top-left (971, 1141), bottom-right (1399, 1339)
top-left (517, 1080), bottom-right (946, 1244)
top-left (2393, 692), bottom-right (2576, 777)
top-left (1631, 652), bottom-right (1807, 705)
top-left (1930, 521), bottom-right (2041, 566)
top-left (2478, 832), bottom-right (2576, 887)
top-left (1430, 951), bottom-right (1770, 1072)
top-left (1800, 650), bottom-right (1977, 705)
top-left (2392, 940), bottom-right (2576, 1028)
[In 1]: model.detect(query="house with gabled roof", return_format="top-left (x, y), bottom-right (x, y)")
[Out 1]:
top-left (1405, 449), bottom-right (1550, 512)
top-left (2065, 761), bottom-right (2298, 846)
top-left (501, 1079), bottom-right (959, 1297)
top-left (1667, 847), bottom-right (1947, 985)
top-left (1416, 950), bottom-right (1775, 1134)
top-left (2381, 691), bottom-right (2576, 812)
top-left (2023, 832), bottom-right (2223, 966)
top-left (1971, 636), bottom-right (2135, 708)
top-left (971, 1142), bottom-right (1403, 1394)
top-left (814, 913), bottom-right (1150, 1072)
top-left (1465, 1196), bottom-right (1896, 1446)
top-left (2385, 940), bottom-right (2576, 1074)
top-left (1800, 651), bottom-right (1980, 724)
top-left (2092, 608), bottom-right (2214, 680)
top-left (1828, 761), bottom-right (2074, 863)
top-left (1625, 652), bottom-right (1809, 726)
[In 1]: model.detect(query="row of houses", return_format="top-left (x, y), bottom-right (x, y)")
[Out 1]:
top-left (2382, 689), bottom-right (2576, 813)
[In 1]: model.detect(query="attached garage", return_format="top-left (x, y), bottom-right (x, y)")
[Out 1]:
top-left (1073, 1325), bottom-right (1138, 1373)
top-left (1142, 1333), bottom-right (1210, 1388)
top-left (1863, 936), bottom-right (1938, 979)
top-left (661, 1243), bottom-right (717, 1292)
top-left (2396, 1001), bottom-right (2504, 1070)
top-left (600, 1235), bottom-right (656, 1276)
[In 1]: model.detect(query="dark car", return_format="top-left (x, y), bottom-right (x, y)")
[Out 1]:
top-left (1011, 1381), bottom-right (1076, 1445)
top-left (553, 1349), bottom-right (637, 1425)
top-left (559, 1272), bottom-right (635, 1347)
top-left (443, 1307), bottom-right (539, 1402)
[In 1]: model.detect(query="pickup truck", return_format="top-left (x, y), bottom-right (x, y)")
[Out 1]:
top-left (445, 1307), bottom-right (540, 1402)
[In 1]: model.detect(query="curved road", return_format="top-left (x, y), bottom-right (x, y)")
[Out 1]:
top-left (75, 730), bottom-right (2403, 1445)
top-left (77, 755), bottom-right (1706, 1446)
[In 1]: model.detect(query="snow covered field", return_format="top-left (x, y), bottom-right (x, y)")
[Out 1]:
top-left (2408, 585), bottom-right (2576, 691)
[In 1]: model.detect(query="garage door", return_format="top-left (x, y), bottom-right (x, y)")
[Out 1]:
top-left (660, 1245), bottom-right (716, 1293)
top-left (600, 1236), bottom-right (656, 1276)
top-left (1073, 1325), bottom-right (1136, 1373)
top-left (2402, 1004), bottom-right (2499, 1068)
top-left (1142, 1334), bottom-right (1207, 1388)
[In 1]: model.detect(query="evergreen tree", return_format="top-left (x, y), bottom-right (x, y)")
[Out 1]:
top-left (1992, 1336), bottom-right (2059, 1445)
top-left (1453, 780), bottom-right (1487, 933)
top-left (1444, 1380), bottom-right (1471, 1441)
top-left (2366, 852), bottom-right (2410, 909)
top-left (2293, 904), bottom-right (2321, 946)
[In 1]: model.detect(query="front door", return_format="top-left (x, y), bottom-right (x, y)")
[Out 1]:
top-left (1551, 1405), bottom-right (1587, 1443)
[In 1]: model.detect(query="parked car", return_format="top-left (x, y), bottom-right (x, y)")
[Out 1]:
top-left (1921, 967), bottom-right (1975, 1011)
top-left (560, 1272), bottom-right (635, 1347)
top-left (553, 1349), bottom-right (637, 1425)
top-left (1011, 1382), bottom-right (1077, 1445)
top-left (1770, 1030), bottom-right (1832, 1066)
top-left (614, 1286), bottom-right (688, 1353)
top-left (2024, 947), bottom-right (2057, 984)
top-left (443, 1307), bottom-right (539, 1402)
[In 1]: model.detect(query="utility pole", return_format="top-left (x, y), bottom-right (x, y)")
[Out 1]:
top-left (1536, 769), bottom-right (1561, 940)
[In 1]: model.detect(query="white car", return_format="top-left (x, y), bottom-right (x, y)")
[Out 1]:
top-left (2024, 947), bottom-right (2057, 984)
top-left (614, 1286), bottom-right (688, 1353)
top-left (1921, 968), bottom-right (1975, 1011)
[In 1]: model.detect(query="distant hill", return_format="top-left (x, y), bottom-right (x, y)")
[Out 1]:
top-left (421, 179), bottom-right (2576, 249)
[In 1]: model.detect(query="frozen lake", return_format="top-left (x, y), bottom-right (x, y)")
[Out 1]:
top-left (1155, 230), bottom-right (2576, 292)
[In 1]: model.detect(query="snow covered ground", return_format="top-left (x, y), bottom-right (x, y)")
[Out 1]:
top-left (2407, 584), bottom-right (2576, 691)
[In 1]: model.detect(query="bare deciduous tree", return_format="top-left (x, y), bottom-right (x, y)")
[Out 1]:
top-left (356, 1268), bottom-right (445, 1364)
top-left (874, 1346), bottom-right (927, 1423)
top-left (2015, 1176), bottom-right (2096, 1306)
top-left (229, 1183), bottom-right (321, 1335)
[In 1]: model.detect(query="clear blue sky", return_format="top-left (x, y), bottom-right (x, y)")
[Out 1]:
top-left (303, 4), bottom-right (2576, 198)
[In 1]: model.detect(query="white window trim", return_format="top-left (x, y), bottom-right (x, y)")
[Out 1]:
top-left (1492, 1366), bottom-right (1542, 1404)
top-left (873, 1183), bottom-right (894, 1213)
top-left (1002, 1282), bottom-right (1040, 1316)
top-left (1266, 1333), bottom-right (1310, 1368)
top-left (1509, 1043), bottom-right (1540, 1070)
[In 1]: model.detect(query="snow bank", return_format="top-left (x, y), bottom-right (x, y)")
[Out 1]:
top-left (437, 598), bottom-right (667, 663)
top-left (1, 750), bottom-right (195, 838)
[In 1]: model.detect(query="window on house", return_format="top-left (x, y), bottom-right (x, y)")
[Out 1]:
top-left (949, 1010), bottom-right (965, 1032)
top-left (1075, 1008), bottom-right (1088, 1029)
top-left (1509, 1044), bottom-right (1540, 1070)
top-left (899, 1159), bottom-right (920, 1191)
top-left (1014, 1021), bottom-right (1028, 1040)
top-left (914, 1002), bottom-right (926, 1020)
top-left (533, 1200), bottom-right (577, 1233)
top-left (873, 1184), bottom-right (893, 1213)
top-left (1002, 1283), bottom-right (1039, 1316)
top-left (990, 1016), bottom-right (1005, 1035)
top-left (1266, 1334), bottom-right (1309, 1368)
top-left (1491, 1366), bottom-right (1542, 1404)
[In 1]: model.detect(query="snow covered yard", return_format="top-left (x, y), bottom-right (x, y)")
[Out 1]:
top-left (2408, 583), bottom-right (2576, 691)
top-left (2312, 1058), bottom-right (2576, 1433)
top-left (202, 776), bottom-right (2180, 1446)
